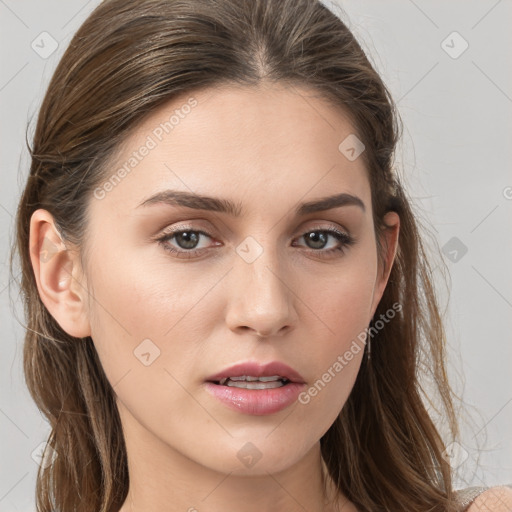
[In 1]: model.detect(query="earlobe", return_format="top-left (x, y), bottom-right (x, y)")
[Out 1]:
top-left (29, 209), bottom-right (91, 339)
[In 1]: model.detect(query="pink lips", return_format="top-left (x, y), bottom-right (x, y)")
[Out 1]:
top-left (205, 361), bottom-right (306, 385)
top-left (204, 361), bottom-right (306, 416)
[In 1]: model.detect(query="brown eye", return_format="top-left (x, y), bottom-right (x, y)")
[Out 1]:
top-left (171, 231), bottom-right (202, 250)
top-left (156, 228), bottom-right (216, 258)
top-left (293, 228), bottom-right (355, 258)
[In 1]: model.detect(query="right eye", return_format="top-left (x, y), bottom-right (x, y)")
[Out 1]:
top-left (156, 228), bottom-right (218, 258)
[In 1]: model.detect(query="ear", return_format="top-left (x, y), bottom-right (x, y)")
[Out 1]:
top-left (29, 208), bottom-right (91, 338)
top-left (369, 211), bottom-right (400, 318)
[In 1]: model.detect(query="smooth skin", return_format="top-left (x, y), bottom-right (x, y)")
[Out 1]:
top-left (467, 487), bottom-right (512, 512)
top-left (30, 81), bottom-right (401, 511)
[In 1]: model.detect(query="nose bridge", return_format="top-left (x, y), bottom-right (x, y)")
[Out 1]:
top-left (235, 234), bottom-right (288, 301)
top-left (227, 233), bottom-right (295, 335)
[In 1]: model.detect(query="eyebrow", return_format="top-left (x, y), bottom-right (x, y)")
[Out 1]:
top-left (137, 189), bottom-right (366, 216)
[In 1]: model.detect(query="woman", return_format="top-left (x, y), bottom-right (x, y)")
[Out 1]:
top-left (11, 0), bottom-right (511, 510)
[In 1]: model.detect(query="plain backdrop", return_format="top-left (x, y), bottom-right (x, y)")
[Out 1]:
top-left (1, 0), bottom-right (511, 510)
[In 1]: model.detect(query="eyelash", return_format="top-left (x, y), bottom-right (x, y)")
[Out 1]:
top-left (155, 225), bottom-right (356, 260)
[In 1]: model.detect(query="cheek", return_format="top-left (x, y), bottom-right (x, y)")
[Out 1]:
top-left (296, 294), bottom-right (367, 438)
top-left (83, 249), bottom-right (198, 394)
top-left (84, 247), bottom-right (234, 410)
top-left (84, 253), bottom-right (220, 456)
top-left (295, 254), bottom-right (377, 421)
top-left (305, 251), bottom-right (378, 343)
top-left (87, 245), bottom-right (208, 345)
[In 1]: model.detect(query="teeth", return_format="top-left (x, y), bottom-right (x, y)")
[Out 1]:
top-left (219, 375), bottom-right (288, 389)
top-left (226, 380), bottom-right (285, 390)
top-left (230, 375), bottom-right (282, 382)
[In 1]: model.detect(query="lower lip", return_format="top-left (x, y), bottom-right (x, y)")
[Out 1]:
top-left (203, 381), bottom-right (306, 415)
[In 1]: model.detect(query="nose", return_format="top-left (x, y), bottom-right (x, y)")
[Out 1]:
top-left (225, 247), bottom-right (297, 338)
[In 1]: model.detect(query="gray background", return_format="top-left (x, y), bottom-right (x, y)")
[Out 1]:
top-left (1, 0), bottom-right (511, 510)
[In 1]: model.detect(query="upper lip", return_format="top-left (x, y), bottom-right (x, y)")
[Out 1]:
top-left (206, 361), bottom-right (306, 384)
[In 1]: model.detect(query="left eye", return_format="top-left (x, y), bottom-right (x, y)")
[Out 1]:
top-left (161, 229), bottom-right (212, 251)
top-left (156, 227), bottom-right (355, 259)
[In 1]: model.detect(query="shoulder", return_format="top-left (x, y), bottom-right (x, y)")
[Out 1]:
top-left (465, 485), bottom-right (512, 511)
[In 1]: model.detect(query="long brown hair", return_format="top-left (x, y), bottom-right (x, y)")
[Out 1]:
top-left (11, 0), bottom-right (460, 510)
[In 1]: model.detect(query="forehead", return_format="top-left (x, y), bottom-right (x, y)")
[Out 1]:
top-left (92, 82), bottom-right (371, 217)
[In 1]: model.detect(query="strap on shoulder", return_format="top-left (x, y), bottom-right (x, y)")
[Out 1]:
top-left (455, 486), bottom-right (489, 511)
top-left (455, 484), bottom-right (512, 511)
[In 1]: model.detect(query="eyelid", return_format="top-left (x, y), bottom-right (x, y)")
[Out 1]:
top-left (154, 220), bottom-right (352, 241)
top-left (154, 221), bottom-right (356, 260)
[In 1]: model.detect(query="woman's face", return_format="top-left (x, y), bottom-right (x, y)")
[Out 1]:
top-left (39, 82), bottom-right (399, 477)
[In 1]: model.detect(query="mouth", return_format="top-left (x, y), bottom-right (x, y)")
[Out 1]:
top-left (205, 360), bottom-right (305, 387)
top-left (204, 361), bottom-right (306, 415)
top-left (214, 375), bottom-right (291, 389)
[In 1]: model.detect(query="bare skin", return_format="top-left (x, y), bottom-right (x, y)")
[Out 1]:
top-left (30, 82), bottom-right (399, 512)
top-left (467, 487), bottom-right (512, 512)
